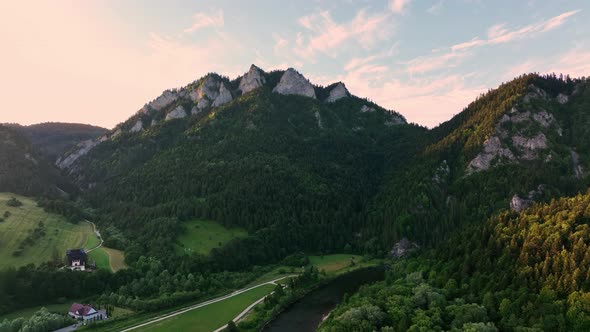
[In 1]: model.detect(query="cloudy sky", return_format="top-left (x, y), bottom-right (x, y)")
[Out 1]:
top-left (1, 0), bottom-right (588, 128)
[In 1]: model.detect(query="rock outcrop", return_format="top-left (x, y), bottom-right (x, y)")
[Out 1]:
top-left (149, 90), bottom-right (179, 111)
top-left (468, 136), bottom-right (515, 172)
top-left (130, 120), bottom-right (143, 133)
top-left (190, 76), bottom-right (233, 110)
top-left (56, 138), bottom-right (104, 170)
top-left (165, 105), bottom-right (187, 121)
top-left (557, 93), bottom-right (569, 104)
top-left (510, 185), bottom-right (545, 212)
top-left (325, 82), bottom-right (349, 103)
top-left (391, 238), bottom-right (419, 258)
top-left (239, 65), bottom-right (266, 94)
top-left (272, 68), bottom-right (316, 98)
top-left (385, 113), bottom-right (405, 126)
top-left (360, 105), bottom-right (376, 113)
top-left (212, 83), bottom-right (233, 107)
top-left (512, 133), bottom-right (547, 160)
top-left (532, 111), bottom-right (555, 128)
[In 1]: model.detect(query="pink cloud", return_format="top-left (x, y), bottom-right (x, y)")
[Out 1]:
top-left (183, 9), bottom-right (224, 34)
top-left (406, 51), bottom-right (470, 74)
top-left (390, 0), bottom-right (413, 14)
top-left (294, 9), bottom-right (392, 60)
top-left (451, 9), bottom-right (581, 51)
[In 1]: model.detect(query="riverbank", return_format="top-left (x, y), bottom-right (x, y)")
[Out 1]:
top-left (238, 257), bottom-right (384, 332)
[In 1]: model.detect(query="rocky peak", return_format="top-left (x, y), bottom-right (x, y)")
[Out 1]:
top-left (325, 82), bottom-right (349, 103)
top-left (190, 75), bottom-right (233, 110)
top-left (272, 68), bottom-right (316, 99)
top-left (239, 64), bottom-right (266, 94)
top-left (149, 90), bottom-right (179, 111)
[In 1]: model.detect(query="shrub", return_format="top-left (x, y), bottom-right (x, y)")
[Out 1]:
top-left (6, 197), bottom-right (22, 207)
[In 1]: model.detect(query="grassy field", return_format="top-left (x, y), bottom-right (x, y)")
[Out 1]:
top-left (103, 247), bottom-right (127, 272)
top-left (88, 247), bottom-right (110, 270)
top-left (0, 193), bottom-right (95, 268)
top-left (309, 254), bottom-right (365, 274)
top-left (138, 285), bottom-right (274, 332)
top-left (176, 219), bottom-right (247, 255)
top-left (88, 246), bottom-right (128, 272)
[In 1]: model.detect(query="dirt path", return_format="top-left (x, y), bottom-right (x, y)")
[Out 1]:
top-left (120, 276), bottom-right (296, 332)
top-left (84, 220), bottom-right (103, 253)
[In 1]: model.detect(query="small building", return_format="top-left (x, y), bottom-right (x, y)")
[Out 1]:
top-left (66, 249), bottom-right (87, 271)
top-left (68, 303), bottom-right (107, 322)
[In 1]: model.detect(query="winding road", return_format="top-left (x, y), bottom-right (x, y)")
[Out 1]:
top-left (120, 275), bottom-right (296, 332)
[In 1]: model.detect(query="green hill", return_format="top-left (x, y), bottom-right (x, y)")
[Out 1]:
top-left (363, 74), bottom-right (590, 249)
top-left (320, 190), bottom-right (590, 332)
top-left (0, 193), bottom-right (96, 269)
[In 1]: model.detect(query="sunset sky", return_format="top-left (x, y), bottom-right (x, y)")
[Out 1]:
top-left (1, 0), bottom-right (588, 128)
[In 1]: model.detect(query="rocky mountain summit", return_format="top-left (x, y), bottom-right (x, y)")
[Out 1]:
top-left (56, 65), bottom-right (403, 171)
top-left (239, 64), bottom-right (266, 94)
top-left (272, 68), bottom-right (316, 98)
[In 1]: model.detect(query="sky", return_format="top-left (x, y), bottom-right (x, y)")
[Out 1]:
top-left (1, 0), bottom-right (588, 129)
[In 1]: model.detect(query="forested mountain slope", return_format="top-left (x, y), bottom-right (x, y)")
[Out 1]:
top-left (56, 65), bottom-right (426, 268)
top-left (363, 74), bottom-right (590, 250)
top-left (14, 122), bottom-right (107, 161)
top-left (0, 125), bottom-right (74, 197)
top-left (320, 190), bottom-right (590, 332)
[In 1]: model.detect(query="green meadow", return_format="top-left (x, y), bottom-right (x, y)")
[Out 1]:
top-left (309, 254), bottom-right (365, 274)
top-left (138, 284), bottom-right (274, 332)
top-left (176, 219), bottom-right (247, 256)
top-left (0, 193), bottom-right (95, 268)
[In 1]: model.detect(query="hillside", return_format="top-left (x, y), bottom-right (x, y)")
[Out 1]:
top-left (0, 193), bottom-right (97, 269)
top-left (0, 125), bottom-right (74, 197)
top-left (363, 74), bottom-right (590, 249)
top-left (320, 190), bottom-right (590, 331)
top-left (15, 122), bottom-right (107, 162)
top-left (56, 65), bottom-right (425, 268)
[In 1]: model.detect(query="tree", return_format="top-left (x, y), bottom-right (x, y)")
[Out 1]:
top-left (225, 320), bottom-right (239, 332)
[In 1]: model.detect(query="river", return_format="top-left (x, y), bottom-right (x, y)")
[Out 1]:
top-left (262, 267), bottom-right (384, 332)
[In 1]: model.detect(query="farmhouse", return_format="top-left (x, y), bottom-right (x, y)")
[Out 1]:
top-left (67, 303), bottom-right (107, 322)
top-left (66, 248), bottom-right (87, 271)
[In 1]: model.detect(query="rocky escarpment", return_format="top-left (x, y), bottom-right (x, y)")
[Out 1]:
top-left (467, 84), bottom-right (564, 173)
top-left (326, 82), bottom-right (349, 103)
top-left (272, 68), bottom-right (316, 98)
top-left (239, 64), bottom-right (266, 94)
top-left (56, 135), bottom-right (108, 169)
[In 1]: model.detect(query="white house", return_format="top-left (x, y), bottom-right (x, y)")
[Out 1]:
top-left (68, 303), bottom-right (106, 322)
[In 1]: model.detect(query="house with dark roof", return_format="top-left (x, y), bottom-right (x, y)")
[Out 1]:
top-left (66, 249), bottom-right (87, 271)
top-left (68, 303), bottom-right (106, 322)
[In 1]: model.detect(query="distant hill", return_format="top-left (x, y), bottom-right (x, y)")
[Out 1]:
top-left (14, 122), bottom-right (106, 162)
top-left (0, 125), bottom-right (75, 197)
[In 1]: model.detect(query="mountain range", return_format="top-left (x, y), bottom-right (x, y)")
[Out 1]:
top-left (1, 65), bottom-right (589, 330)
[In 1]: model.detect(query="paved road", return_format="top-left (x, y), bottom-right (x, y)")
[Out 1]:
top-left (120, 275), bottom-right (296, 332)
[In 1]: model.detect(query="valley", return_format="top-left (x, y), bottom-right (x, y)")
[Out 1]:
top-left (1, 67), bottom-right (589, 332)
